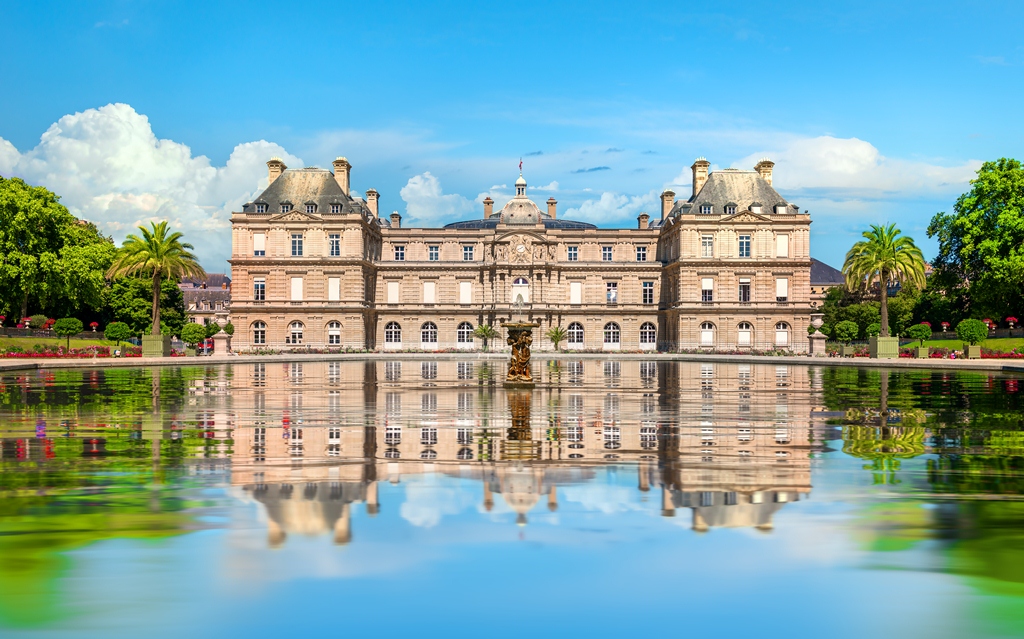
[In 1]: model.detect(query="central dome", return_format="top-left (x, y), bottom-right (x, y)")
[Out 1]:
top-left (499, 173), bottom-right (543, 225)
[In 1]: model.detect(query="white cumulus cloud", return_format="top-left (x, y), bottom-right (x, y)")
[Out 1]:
top-left (0, 103), bottom-right (301, 271)
top-left (399, 171), bottom-right (477, 226)
top-left (563, 189), bottom-right (660, 226)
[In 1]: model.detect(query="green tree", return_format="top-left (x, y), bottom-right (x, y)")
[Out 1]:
top-left (546, 325), bottom-right (567, 351)
top-left (222, 322), bottom-right (234, 336)
top-left (205, 322), bottom-right (222, 338)
top-left (473, 324), bottom-right (499, 351)
top-left (180, 322), bottom-right (206, 347)
top-left (906, 323), bottom-right (932, 346)
top-left (834, 320), bottom-right (859, 344)
top-left (51, 318), bottom-right (83, 349)
top-left (866, 323), bottom-right (881, 338)
top-left (104, 321), bottom-right (132, 346)
top-left (106, 277), bottom-right (186, 337)
top-left (106, 221), bottom-right (205, 337)
top-left (956, 318), bottom-right (989, 346)
top-left (928, 158), bottom-right (1024, 319)
top-left (0, 177), bottom-right (115, 318)
top-left (843, 223), bottom-right (927, 337)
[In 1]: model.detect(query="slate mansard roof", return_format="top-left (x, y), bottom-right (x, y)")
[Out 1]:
top-left (443, 217), bottom-right (597, 230)
top-left (810, 258), bottom-right (845, 286)
top-left (674, 169), bottom-right (799, 216)
top-left (243, 168), bottom-right (376, 219)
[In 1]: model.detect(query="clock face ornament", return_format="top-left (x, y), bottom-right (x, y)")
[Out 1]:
top-left (516, 244), bottom-right (526, 254)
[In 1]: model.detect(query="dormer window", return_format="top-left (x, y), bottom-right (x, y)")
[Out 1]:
top-left (750, 202), bottom-right (763, 215)
top-left (305, 203), bottom-right (316, 214)
top-left (724, 204), bottom-right (737, 215)
top-left (255, 203), bottom-right (267, 214)
top-left (775, 204), bottom-right (789, 215)
top-left (700, 204), bottom-right (713, 215)
top-left (281, 203), bottom-right (292, 213)
top-left (330, 203), bottom-right (341, 214)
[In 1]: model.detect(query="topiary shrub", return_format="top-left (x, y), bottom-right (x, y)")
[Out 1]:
top-left (906, 323), bottom-right (932, 346)
top-left (104, 322), bottom-right (132, 346)
top-left (205, 322), bottom-right (222, 338)
top-left (181, 323), bottom-right (207, 347)
top-left (834, 320), bottom-right (859, 344)
top-left (29, 314), bottom-right (47, 329)
top-left (956, 319), bottom-right (989, 346)
top-left (223, 322), bottom-right (234, 336)
top-left (866, 323), bottom-right (881, 338)
top-left (52, 318), bottom-right (84, 349)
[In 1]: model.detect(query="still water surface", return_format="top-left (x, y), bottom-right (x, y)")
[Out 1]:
top-left (1, 360), bottom-right (1023, 638)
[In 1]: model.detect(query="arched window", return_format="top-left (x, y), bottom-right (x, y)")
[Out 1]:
top-left (513, 277), bottom-right (529, 285)
top-left (252, 321), bottom-right (266, 345)
top-left (457, 447), bottom-right (474, 460)
top-left (421, 322), bottom-right (438, 345)
top-left (604, 322), bottom-right (621, 345)
top-left (287, 321), bottom-right (304, 344)
top-left (639, 322), bottom-right (657, 345)
top-left (775, 322), bottom-right (791, 347)
top-left (738, 322), bottom-right (753, 347)
top-left (327, 321), bottom-right (341, 345)
top-left (512, 277), bottom-right (530, 304)
top-left (385, 322), bottom-right (402, 344)
top-left (567, 322), bottom-right (585, 345)
top-left (457, 321), bottom-right (474, 344)
top-left (700, 322), bottom-right (716, 347)
top-left (420, 449), bottom-right (438, 460)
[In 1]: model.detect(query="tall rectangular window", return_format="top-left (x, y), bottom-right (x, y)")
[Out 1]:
top-left (290, 277), bottom-right (303, 301)
top-left (738, 278), bottom-right (751, 303)
top-left (776, 278), bottom-right (789, 302)
top-left (606, 282), bottom-right (618, 303)
top-left (642, 281), bottom-right (654, 304)
top-left (738, 235), bottom-right (751, 258)
top-left (463, 245), bottom-right (474, 261)
top-left (570, 281), bottom-right (582, 305)
top-left (459, 281), bottom-right (472, 304)
top-left (394, 245), bottom-right (405, 261)
top-left (567, 246), bottom-right (578, 261)
top-left (701, 235), bottom-right (713, 258)
top-left (428, 245), bottom-right (439, 261)
top-left (387, 281), bottom-right (399, 304)
top-left (776, 234), bottom-right (789, 258)
top-left (255, 203), bottom-right (267, 214)
top-left (329, 233), bottom-right (340, 257)
top-left (291, 233), bottom-right (303, 256)
top-left (423, 281), bottom-right (436, 304)
top-left (253, 278), bottom-right (266, 301)
top-left (602, 246), bottom-right (613, 261)
top-left (636, 246), bottom-right (647, 262)
top-left (701, 277), bottom-right (714, 302)
top-left (330, 203), bottom-right (341, 214)
top-left (253, 233), bottom-right (266, 256)
top-left (328, 277), bottom-right (341, 301)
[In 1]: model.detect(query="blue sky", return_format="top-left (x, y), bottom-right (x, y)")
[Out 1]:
top-left (2, 0), bottom-right (1022, 271)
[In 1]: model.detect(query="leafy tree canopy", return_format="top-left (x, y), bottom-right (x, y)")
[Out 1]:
top-left (928, 158), bottom-right (1024, 319)
top-left (106, 277), bottom-right (185, 337)
top-left (906, 323), bottom-right (932, 345)
top-left (956, 318), bottom-right (989, 346)
top-left (844, 223), bottom-right (927, 337)
top-left (103, 321), bottom-right (132, 345)
top-left (0, 177), bottom-right (115, 318)
top-left (834, 320), bottom-right (859, 344)
top-left (180, 323), bottom-right (206, 346)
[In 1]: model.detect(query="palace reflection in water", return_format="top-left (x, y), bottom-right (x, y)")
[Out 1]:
top-left (215, 360), bottom-right (823, 545)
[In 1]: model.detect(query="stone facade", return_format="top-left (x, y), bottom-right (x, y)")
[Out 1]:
top-left (230, 155), bottom-right (813, 352)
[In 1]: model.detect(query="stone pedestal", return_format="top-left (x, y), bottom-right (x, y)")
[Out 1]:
top-left (869, 336), bottom-right (899, 359)
top-left (809, 332), bottom-right (827, 356)
top-left (212, 332), bottom-right (232, 356)
top-left (142, 334), bottom-right (171, 357)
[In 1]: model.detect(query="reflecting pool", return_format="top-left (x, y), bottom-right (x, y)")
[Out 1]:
top-left (1, 360), bottom-right (1023, 638)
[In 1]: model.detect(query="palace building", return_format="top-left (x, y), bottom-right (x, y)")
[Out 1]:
top-left (229, 155), bottom-right (812, 352)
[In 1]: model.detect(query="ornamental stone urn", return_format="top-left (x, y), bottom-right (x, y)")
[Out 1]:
top-left (808, 313), bottom-right (827, 356)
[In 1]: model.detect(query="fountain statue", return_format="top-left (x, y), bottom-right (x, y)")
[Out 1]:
top-left (503, 294), bottom-right (539, 386)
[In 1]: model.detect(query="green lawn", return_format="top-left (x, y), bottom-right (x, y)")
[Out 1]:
top-left (918, 337), bottom-right (1024, 353)
top-left (1, 336), bottom-right (120, 350)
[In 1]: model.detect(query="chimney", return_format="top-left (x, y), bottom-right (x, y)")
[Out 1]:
top-left (660, 190), bottom-right (675, 220)
top-left (755, 158), bottom-right (775, 186)
top-left (637, 212), bottom-right (650, 229)
top-left (267, 158), bottom-right (286, 184)
top-left (483, 196), bottom-right (494, 219)
top-left (547, 197), bottom-right (557, 219)
top-left (390, 211), bottom-right (401, 229)
top-left (691, 157), bottom-right (710, 196)
top-left (332, 157), bottom-right (351, 195)
top-left (365, 189), bottom-right (379, 217)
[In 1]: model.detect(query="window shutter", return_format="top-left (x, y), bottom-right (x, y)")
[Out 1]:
top-left (423, 281), bottom-right (436, 304)
top-left (328, 277), bottom-right (340, 301)
top-left (701, 277), bottom-right (714, 291)
top-left (253, 233), bottom-right (266, 252)
top-left (387, 281), bottom-right (399, 304)
top-left (459, 281), bottom-right (472, 304)
top-left (290, 277), bottom-right (303, 301)
top-left (570, 282), bottom-right (582, 305)
top-left (776, 278), bottom-right (788, 298)
top-left (776, 234), bottom-right (789, 258)
top-left (739, 277), bottom-right (751, 284)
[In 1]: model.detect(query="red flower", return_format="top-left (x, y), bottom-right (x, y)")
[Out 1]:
top-left (1007, 316), bottom-right (1018, 323)
top-left (921, 321), bottom-right (931, 327)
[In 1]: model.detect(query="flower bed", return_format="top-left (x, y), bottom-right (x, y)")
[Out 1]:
top-left (1, 345), bottom-right (142, 358)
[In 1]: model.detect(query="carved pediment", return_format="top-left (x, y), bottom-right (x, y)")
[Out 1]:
top-left (269, 211), bottom-right (321, 223)
top-left (723, 211), bottom-right (771, 224)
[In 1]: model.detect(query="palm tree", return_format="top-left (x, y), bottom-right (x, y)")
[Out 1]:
top-left (843, 223), bottom-right (926, 337)
top-left (473, 324), bottom-right (499, 351)
top-left (546, 325), bottom-right (567, 352)
top-left (106, 221), bottom-right (206, 336)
